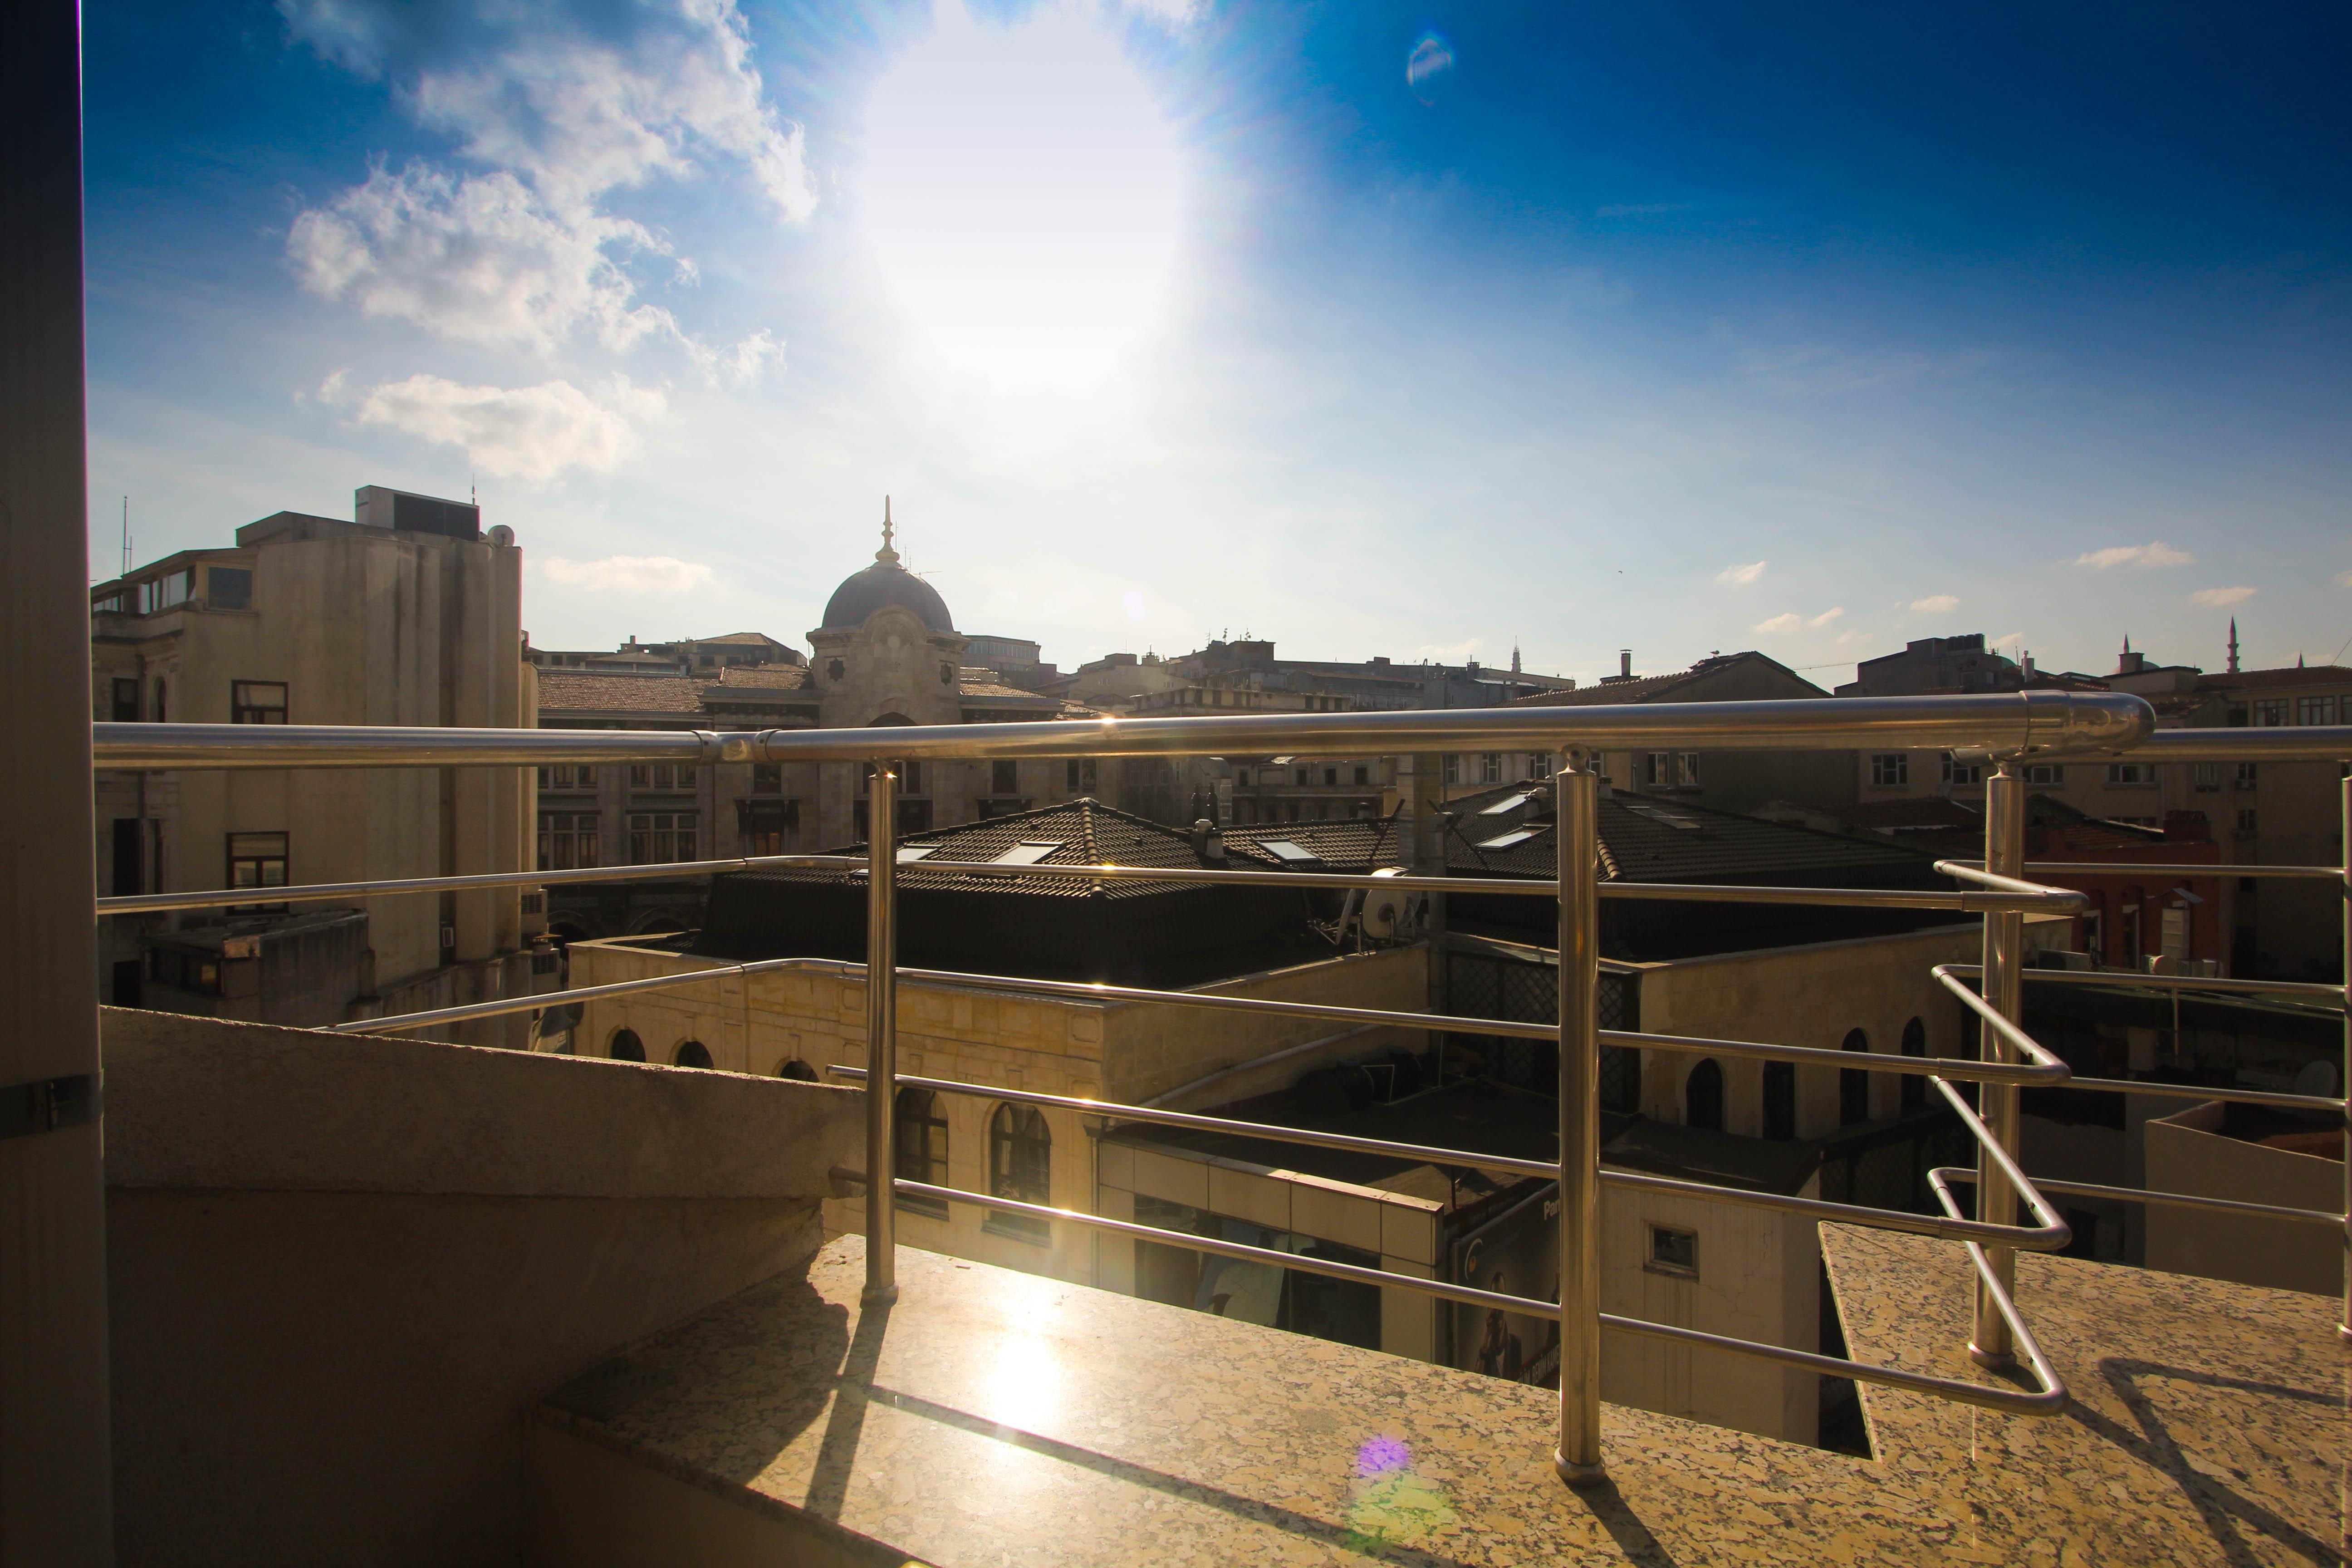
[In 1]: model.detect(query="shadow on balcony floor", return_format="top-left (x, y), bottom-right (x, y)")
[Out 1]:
top-left (531, 1233), bottom-right (2344, 1567)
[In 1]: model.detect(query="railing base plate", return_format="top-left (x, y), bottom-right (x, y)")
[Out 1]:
top-left (1968, 1344), bottom-right (2018, 1372)
top-left (860, 1284), bottom-right (900, 1308)
top-left (1553, 1452), bottom-right (1607, 1487)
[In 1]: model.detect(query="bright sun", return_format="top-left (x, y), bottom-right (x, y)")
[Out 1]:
top-left (861, 0), bottom-right (1187, 383)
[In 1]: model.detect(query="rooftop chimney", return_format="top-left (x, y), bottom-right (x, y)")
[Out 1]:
top-left (1191, 818), bottom-right (1225, 860)
top-left (1620, 649), bottom-right (1632, 678)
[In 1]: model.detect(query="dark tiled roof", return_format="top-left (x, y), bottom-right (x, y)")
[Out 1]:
top-left (958, 679), bottom-right (1048, 700)
top-left (535, 671), bottom-right (705, 714)
top-left (747, 799), bottom-right (1241, 901)
top-left (1508, 652), bottom-right (1823, 708)
top-left (710, 665), bottom-right (810, 690)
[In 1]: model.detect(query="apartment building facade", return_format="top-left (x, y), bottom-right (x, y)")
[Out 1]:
top-left (90, 485), bottom-right (539, 1037)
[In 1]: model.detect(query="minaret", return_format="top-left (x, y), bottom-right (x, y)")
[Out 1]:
top-left (877, 495), bottom-right (898, 563)
top-left (2226, 617), bottom-right (2240, 675)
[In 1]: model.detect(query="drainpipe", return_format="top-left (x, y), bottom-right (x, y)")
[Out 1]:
top-left (0, 3), bottom-right (116, 1558)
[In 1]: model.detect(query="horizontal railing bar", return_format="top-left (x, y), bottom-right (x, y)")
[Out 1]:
top-left (864, 1176), bottom-right (2066, 1414)
top-left (1606, 1023), bottom-right (2068, 1085)
top-left (2052, 1073), bottom-right (2345, 1112)
top-left (328, 955), bottom-right (821, 1032)
top-left (1937, 1169), bottom-right (2344, 1227)
top-left (1946, 961), bottom-right (2347, 1005)
top-left (1932, 862), bottom-right (2090, 910)
top-left (88, 692), bottom-right (2154, 769)
top-left (1949, 859), bottom-right (2341, 881)
top-left (2122, 727), bottom-right (2352, 763)
top-left (827, 1064), bottom-right (1560, 1180)
top-left (95, 853), bottom-right (870, 916)
top-left (99, 858), bottom-right (2085, 919)
top-left (837, 1065), bottom-right (2078, 1249)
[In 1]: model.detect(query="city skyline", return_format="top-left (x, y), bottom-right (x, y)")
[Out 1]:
top-left (83, 0), bottom-right (2352, 683)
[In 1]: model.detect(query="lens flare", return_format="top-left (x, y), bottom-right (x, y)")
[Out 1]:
top-left (862, 0), bottom-right (1188, 383)
top-left (1406, 32), bottom-right (1455, 106)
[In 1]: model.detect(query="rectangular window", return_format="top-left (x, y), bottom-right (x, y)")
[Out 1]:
top-left (991, 760), bottom-right (1019, 795)
top-left (2025, 763), bottom-right (2065, 786)
top-left (230, 681), bottom-right (287, 724)
top-left (2107, 762), bottom-right (2151, 785)
top-left (629, 763), bottom-right (695, 790)
top-left (1443, 755), bottom-right (1461, 786)
top-left (628, 812), bottom-right (696, 864)
top-left (111, 818), bottom-right (143, 897)
top-left (535, 764), bottom-right (596, 790)
top-left (2298, 696), bottom-right (2338, 725)
top-left (1646, 1225), bottom-right (1699, 1279)
top-left (1870, 753), bottom-right (1909, 787)
top-left (736, 799), bottom-right (797, 855)
top-left (750, 762), bottom-right (783, 794)
top-left (2191, 762), bottom-right (2221, 792)
top-left (1352, 765), bottom-right (1370, 786)
top-left (1676, 753), bottom-right (1700, 787)
top-left (226, 831), bottom-right (288, 910)
top-left (1480, 753), bottom-right (1501, 784)
top-left (537, 812), bottom-right (601, 871)
top-left (135, 571), bottom-right (191, 615)
top-left (1527, 753), bottom-right (1552, 779)
top-left (2235, 761), bottom-right (2259, 788)
top-left (2236, 808), bottom-right (2257, 835)
top-left (1323, 766), bottom-right (1339, 787)
top-left (206, 566), bottom-right (252, 610)
top-left (1939, 751), bottom-right (1980, 786)
top-left (110, 677), bottom-right (140, 722)
top-left (2253, 698), bottom-right (2288, 726)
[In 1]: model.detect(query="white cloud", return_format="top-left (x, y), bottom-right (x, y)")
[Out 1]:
top-left (2335, 568), bottom-right (2352, 587)
top-left (1909, 594), bottom-right (1960, 614)
top-left (284, 0), bottom-right (804, 364)
top-left (541, 554), bottom-right (714, 594)
top-left (2074, 541), bottom-right (2193, 569)
top-left (1752, 612), bottom-right (1802, 634)
top-left (1112, 0), bottom-right (1208, 27)
top-left (290, 162), bottom-right (679, 353)
top-left (350, 373), bottom-right (665, 483)
top-left (1716, 560), bottom-right (1766, 584)
top-left (2190, 586), bottom-right (2257, 607)
top-left (1808, 607), bottom-right (1844, 627)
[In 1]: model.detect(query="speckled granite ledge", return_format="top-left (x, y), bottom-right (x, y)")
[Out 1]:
top-left (538, 1232), bottom-right (2344, 1566)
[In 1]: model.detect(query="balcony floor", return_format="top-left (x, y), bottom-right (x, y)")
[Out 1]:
top-left (532, 1229), bottom-right (2343, 1566)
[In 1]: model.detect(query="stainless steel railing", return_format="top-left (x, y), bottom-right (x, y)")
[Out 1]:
top-left (83, 696), bottom-right (2352, 1478)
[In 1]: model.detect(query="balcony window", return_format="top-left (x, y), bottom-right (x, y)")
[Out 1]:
top-left (538, 812), bottom-right (599, 871)
top-left (231, 681), bottom-right (287, 724)
top-left (1870, 753), bottom-right (1908, 787)
top-left (987, 1102), bottom-right (1052, 1242)
top-left (628, 812), bottom-right (696, 863)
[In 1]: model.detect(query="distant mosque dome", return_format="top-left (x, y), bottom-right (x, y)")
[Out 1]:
top-left (820, 498), bottom-right (955, 633)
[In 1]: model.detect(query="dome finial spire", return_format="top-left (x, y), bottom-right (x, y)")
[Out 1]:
top-left (877, 495), bottom-right (898, 563)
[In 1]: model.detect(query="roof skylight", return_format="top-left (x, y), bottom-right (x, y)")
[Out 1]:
top-left (991, 841), bottom-right (1065, 865)
top-left (1258, 839), bottom-right (1321, 862)
top-left (1478, 792), bottom-right (1533, 816)
top-left (897, 845), bottom-right (940, 862)
top-left (1476, 828), bottom-right (1542, 850)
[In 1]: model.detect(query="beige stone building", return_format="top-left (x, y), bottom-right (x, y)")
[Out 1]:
top-left (90, 485), bottom-right (538, 1039)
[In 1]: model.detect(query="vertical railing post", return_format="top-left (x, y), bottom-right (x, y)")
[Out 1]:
top-left (1971, 760), bottom-right (2027, 1367)
top-left (2338, 771), bottom-right (2349, 1346)
top-left (1554, 750), bottom-right (1606, 1485)
top-left (862, 761), bottom-right (900, 1305)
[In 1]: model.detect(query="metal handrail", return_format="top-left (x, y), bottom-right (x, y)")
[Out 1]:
top-left (1939, 1170), bottom-right (2344, 1228)
top-left (2120, 727), bottom-right (2352, 762)
top-left (1950, 859), bottom-right (2342, 881)
top-left (87, 689), bottom-right (2156, 768)
top-left (95, 858), bottom-right (2087, 918)
top-left (829, 1063), bottom-right (2073, 1251)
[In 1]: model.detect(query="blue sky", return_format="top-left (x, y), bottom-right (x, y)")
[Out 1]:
top-left (83, 0), bottom-right (2352, 683)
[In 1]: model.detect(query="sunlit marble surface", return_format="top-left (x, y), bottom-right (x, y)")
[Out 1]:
top-left (540, 1230), bottom-right (2344, 1565)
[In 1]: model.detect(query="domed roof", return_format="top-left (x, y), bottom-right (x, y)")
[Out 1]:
top-left (819, 501), bottom-right (955, 633)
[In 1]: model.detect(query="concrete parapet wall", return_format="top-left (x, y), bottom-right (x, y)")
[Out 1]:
top-left (99, 1007), bottom-right (863, 1568)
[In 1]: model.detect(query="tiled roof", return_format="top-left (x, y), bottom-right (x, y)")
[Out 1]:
top-left (743, 799), bottom-right (1242, 901)
top-left (534, 670), bottom-right (705, 714)
top-left (710, 665), bottom-right (810, 690)
top-left (958, 679), bottom-right (1048, 700)
top-left (1507, 652), bottom-right (1822, 707)
top-left (692, 632), bottom-right (789, 647)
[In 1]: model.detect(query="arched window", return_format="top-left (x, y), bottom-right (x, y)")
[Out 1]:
top-left (1899, 1017), bottom-right (1928, 1110)
top-left (777, 1059), bottom-right (819, 1082)
top-left (674, 1039), bottom-right (713, 1069)
top-left (988, 1103), bottom-right (1052, 1242)
top-left (608, 1028), bottom-right (645, 1062)
top-left (1839, 1029), bottom-right (1872, 1126)
top-left (1685, 1059), bottom-right (1724, 1132)
top-left (1762, 1061), bottom-right (1796, 1140)
top-left (897, 1088), bottom-right (949, 1217)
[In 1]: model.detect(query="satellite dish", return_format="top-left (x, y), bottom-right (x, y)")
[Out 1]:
top-left (487, 524), bottom-right (515, 547)
top-left (2293, 1060), bottom-right (2338, 1098)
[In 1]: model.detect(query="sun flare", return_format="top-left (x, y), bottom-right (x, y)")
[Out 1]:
top-left (860, 0), bottom-right (1187, 383)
